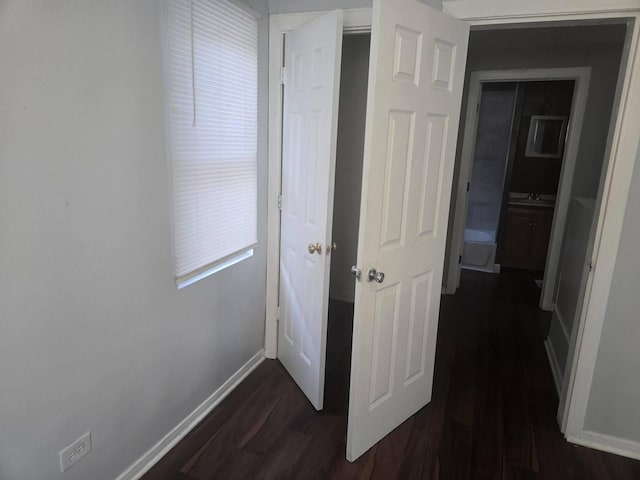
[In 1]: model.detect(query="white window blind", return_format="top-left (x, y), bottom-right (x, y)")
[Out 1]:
top-left (165, 0), bottom-right (258, 287)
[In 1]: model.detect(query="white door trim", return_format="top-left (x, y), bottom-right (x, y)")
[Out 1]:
top-left (445, 67), bottom-right (592, 315)
top-left (562, 14), bottom-right (640, 444)
top-left (265, 8), bottom-right (372, 360)
top-left (443, 0), bottom-right (640, 23)
top-left (266, 3), bottom-right (640, 461)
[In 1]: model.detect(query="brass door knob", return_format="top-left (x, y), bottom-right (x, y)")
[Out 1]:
top-left (308, 242), bottom-right (323, 254)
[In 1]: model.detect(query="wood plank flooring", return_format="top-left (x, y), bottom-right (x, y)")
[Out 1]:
top-left (142, 269), bottom-right (640, 479)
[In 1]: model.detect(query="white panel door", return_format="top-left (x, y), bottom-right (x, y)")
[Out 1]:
top-left (278, 10), bottom-right (343, 410)
top-left (347, 0), bottom-right (469, 460)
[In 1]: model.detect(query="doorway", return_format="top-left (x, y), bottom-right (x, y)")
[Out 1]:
top-left (328, 33), bottom-right (369, 306)
top-left (453, 77), bottom-right (580, 296)
top-left (446, 65), bottom-right (596, 309)
top-left (325, 31), bottom-right (370, 413)
top-left (273, 2), bottom-right (470, 461)
top-left (444, 23), bottom-right (628, 426)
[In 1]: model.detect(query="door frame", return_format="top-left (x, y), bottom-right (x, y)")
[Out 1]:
top-left (265, 3), bottom-right (640, 460)
top-left (445, 67), bottom-right (592, 314)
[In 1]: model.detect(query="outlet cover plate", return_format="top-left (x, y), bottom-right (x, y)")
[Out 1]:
top-left (59, 431), bottom-right (91, 472)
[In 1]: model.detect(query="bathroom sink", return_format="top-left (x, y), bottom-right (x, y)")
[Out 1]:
top-left (508, 198), bottom-right (556, 208)
top-left (507, 192), bottom-right (556, 208)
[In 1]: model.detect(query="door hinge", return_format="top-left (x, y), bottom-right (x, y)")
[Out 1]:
top-left (459, 255), bottom-right (462, 265)
top-left (277, 194), bottom-right (282, 210)
top-left (588, 260), bottom-right (594, 272)
top-left (467, 182), bottom-right (470, 192)
top-left (280, 67), bottom-right (287, 85)
top-left (276, 305), bottom-right (281, 321)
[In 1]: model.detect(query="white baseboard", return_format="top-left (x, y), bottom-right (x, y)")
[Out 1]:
top-left (544, 339), bottom-right (563, 395)
top-left (115, 349), bottom-right (266, 480)
top-left (568, 430), bottom-right (640, 462)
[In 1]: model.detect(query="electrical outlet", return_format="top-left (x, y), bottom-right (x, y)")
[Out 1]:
top-left (59, 431), bottom-right (91, 473)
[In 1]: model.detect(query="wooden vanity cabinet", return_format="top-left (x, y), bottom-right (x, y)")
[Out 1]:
top-left (500, 206), bottom-right (554, 271)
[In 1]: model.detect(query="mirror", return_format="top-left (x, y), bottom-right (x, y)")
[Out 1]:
top-left (525, 115), bottom-right (568, 158)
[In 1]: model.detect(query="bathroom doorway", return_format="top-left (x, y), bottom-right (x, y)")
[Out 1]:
top-left (445, 67), bottom-right (592, 311)
top-left (461, 79), bottom-right (576, 285)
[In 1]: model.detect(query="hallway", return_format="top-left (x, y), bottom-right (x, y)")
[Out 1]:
top-left (143, 270), bottom-right (640, 479)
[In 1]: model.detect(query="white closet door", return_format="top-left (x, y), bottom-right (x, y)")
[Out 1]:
top-left (278, 10), bottom-right (343, 410)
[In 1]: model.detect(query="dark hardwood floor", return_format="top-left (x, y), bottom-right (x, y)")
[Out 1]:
top-left (142, 269), bottom-right (640, 479)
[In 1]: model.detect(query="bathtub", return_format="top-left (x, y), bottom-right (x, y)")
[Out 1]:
top-left (462, 228), bottom-right (500, 273)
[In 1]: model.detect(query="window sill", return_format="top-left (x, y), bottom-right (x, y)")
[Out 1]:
top-left (176, 248), bottom-right (254, 289)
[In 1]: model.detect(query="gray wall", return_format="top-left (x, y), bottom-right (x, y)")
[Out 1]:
top-left (584, 144), bottom-right (640, 442)
top-left (443, 28), bottom-right (625, 288)
top-left (330, 34), bottom-right (369, 303)
top-left (268, 0), bottom-right (442, 14)
top-left (0, 1), bottom-right (269, 479)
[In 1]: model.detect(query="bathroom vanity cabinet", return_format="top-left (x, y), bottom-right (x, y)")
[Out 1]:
top-left (500, 206), bottom-right (554, 271)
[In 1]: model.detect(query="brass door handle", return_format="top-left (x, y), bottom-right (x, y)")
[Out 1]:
top-left (308, 242), bottom-right (323, 254)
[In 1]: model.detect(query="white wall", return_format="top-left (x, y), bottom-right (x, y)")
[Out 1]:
top-left (330, 35), bottom-right (369, 303)
top-left (268, 0), bottom-right (442, 14)
top-left (269, 0), bottom-right (370, 13)
top-left (0, 1), bottom-right (269, 479)
top-left (584, 144), bottom-right (640, 443)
